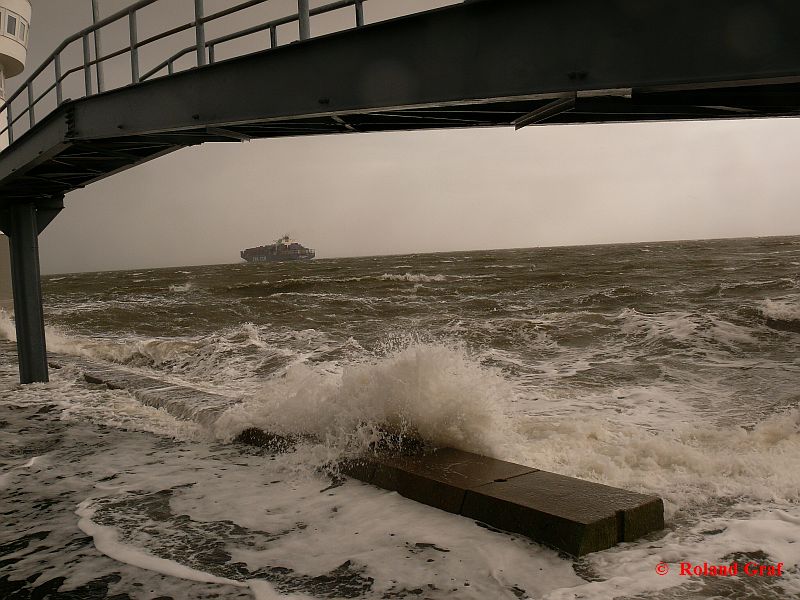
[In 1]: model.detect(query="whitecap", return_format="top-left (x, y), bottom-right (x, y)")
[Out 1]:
top-left (761, 298), bottom-right (800, 322)
top-left (380, 273), bottom-right (447, 283)
top-left (169, 282), bottom-right (195, 293)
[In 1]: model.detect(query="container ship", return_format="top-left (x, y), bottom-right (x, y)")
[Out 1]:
top-left (240, 235), bottom-right (315, 263)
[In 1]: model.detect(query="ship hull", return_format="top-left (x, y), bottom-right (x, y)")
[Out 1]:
top-left (242, 255), bottom-right (314, 263)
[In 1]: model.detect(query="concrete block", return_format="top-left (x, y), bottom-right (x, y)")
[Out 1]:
top-left (619, 494), bottom-right (665, 543)
top-left (339, 458), bottom-right (377, 483)
top-left (234, 428), bottom-right (298, 452)
top-left (345, 448), bottom-right (535, 514)
top-left (462, 470), bottom-right (664, 556)
top-left (342, 447), bottom-right (663, 556)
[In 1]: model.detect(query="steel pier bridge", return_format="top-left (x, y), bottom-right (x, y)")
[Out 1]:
top-left (1, 0), bottom-right (799, 383)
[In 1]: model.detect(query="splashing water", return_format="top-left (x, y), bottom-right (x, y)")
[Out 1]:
top-left (214, 341), bottom-right (524, 464)
top-left (3, 235), bottom-right (800, 599)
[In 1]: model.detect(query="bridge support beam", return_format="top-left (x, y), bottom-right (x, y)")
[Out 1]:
top-left (0, 198), bottom-right (63, 384)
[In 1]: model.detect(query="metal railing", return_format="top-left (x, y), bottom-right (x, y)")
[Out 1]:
top-left (0, 0), bottom-right (372, 145)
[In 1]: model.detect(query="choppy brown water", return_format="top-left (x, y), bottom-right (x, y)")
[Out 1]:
top-left (2, 235), bottom-right (800, 599)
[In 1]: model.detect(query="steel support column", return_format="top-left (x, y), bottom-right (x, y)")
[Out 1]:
top-left (0, 198), bottom-right (63, 384)
top-left (5, 203), bottom-right (48, 383)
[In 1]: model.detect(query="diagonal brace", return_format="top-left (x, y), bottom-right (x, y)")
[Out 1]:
top-left (514, 94), bottom-right (576, 130)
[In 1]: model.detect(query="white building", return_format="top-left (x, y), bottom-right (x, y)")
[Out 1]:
top-left (0, 0), bottom-right (31, 310)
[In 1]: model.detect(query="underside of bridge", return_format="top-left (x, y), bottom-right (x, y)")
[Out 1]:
top-left (1, 0), bottom-right (800, 382)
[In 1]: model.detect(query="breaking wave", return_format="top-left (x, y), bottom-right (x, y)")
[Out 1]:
top-left (759, 298), bottom-right (800, 333)
top-left (0, 311), bottom-right (198, 366)
top-left (168, 282), bottom-right (195, 293)
top-left (614, 308), bottom-right (758, 348)
top-left (213, 342), bottom-right (523, 464)
top-left (761, 298), bottom-right (800, 323)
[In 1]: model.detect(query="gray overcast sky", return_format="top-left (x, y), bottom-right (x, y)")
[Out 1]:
top-left (19, 1), bottom-right (800, 273)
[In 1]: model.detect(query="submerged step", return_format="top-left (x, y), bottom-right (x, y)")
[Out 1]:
top-left (85, 372), bottom-right (231, 427)
top-left (343, 448), bottom-right (663, 557)
top-left (53, 356), bottom-right (235, 427)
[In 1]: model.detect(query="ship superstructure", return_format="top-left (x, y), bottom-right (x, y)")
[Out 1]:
top-left (240, 235), bottom-right (315, 263)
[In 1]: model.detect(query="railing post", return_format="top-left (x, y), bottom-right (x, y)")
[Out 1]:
top-left (6, 103), bottom-right (13, 144)
top-left (129, 9), bottom-right (140, 84)
top-left (54, 54), bottom-right (63, 105)
top-left (208, 44), bottom-right (215, 64)
top-left (91, 0), bottom-right (105, 92)
top-left (26, 83), bottom-right (34, 128)
top-left (82, 34), bottom-right (93, 96)
top-left (168, 61), bottom-right (174, 75)
top-left (355, 1), bottom-right (364, 27)
top-left (298, 0), bottom-right (310, 40)
top-left (194, 0), bottom-right (207, 67)
top-left (269, 25), bottom-right (277, 49)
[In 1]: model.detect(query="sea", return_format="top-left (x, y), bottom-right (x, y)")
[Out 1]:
top-left (2, 235), bottom-right (800, 600)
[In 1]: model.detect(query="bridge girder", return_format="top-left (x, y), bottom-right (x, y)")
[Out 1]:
top-left (1, 0), bottom-right (800, 383)
top-left (2, 0), bottom-right (800, 202)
